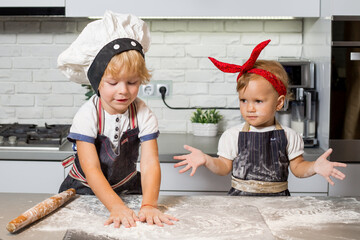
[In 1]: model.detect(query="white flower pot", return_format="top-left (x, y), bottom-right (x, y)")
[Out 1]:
top-left (192, 123), bottom-right (218, 137)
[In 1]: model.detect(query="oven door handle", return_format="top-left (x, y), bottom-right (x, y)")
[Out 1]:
top-left (350, 52), bottom-right (360, 61)
top-left (304, 91), bottom-right (312, 120)
top-left (303, 91), bottom-right (312, 138)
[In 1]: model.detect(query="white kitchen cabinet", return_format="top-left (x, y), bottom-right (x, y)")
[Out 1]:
top-left (288, 171), bottom-right (328, 196)
top-left (0, 161), bottom-right (64, 194)
top-left (157, 163), bottom-right (329, 196)
top-left (329, 164), bottom-right (360, 197)
top-left (159, 163), bottom-right (230, 195)
top-left (0, 0), bottom-right (64, 7)
top-left (5, 160), bottom-right (330, 195)
top-left (66, 0), bottom-right (320, 18)
top-left (330, 0), bottom-right (360, 16)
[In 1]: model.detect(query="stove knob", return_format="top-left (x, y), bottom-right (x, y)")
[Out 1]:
top-left (8, 136), bottom-right (17, 145)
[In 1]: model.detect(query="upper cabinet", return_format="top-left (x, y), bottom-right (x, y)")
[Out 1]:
top-left (0, 0), bottom-right (64, 7)
top-left (330, 0), bottom-right (360, 16)
top-left (0, 0), bottom-right (65, 15)
top-left (65, 0), bottom-right (320, 18)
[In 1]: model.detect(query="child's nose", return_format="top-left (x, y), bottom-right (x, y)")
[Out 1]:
top-left (116, 83), bottom-right (128, 94)
top-left (247, 103), bottom-right (255, 112)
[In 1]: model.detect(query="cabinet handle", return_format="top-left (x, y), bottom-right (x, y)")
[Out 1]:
top-left (350, 52), bottom-right (360, 61)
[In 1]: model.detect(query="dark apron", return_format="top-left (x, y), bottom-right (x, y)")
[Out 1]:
top-left (228, 121), bottom-right (290, 196)
top-left (59, 99), bottom-right (141, 195)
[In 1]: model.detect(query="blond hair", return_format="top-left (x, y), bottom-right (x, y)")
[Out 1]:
top-left (236, 60), bottom-right (290, 99)
top-left (102, 50), bottom-right (151, 85)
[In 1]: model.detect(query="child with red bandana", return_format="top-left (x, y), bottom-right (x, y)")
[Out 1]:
top-left (174, 40), bottom-right (347, 196)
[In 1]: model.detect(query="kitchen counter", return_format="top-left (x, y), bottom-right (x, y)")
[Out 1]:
top-left (0, 133), bottom-right (325, 162)
top-left (0, 193), bottom-right (359, 240)
top-left (0, 133), bottom-right (335, 195)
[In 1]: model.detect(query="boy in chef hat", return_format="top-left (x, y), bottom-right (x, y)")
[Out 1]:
top-left (58, 11), bottom-right (177, 227)
top-left (174, 40), bottom-right (347, 196)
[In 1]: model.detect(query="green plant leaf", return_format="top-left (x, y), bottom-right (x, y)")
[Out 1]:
top-left (190, 108), bottom-right (223, 124)
top-left (82, 84), bottom-right (95, 100)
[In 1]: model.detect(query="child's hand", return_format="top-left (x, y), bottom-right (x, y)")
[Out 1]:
top-left (173, 145), bottom-right (207, 176)
top-left (138, 206), bottom-right (178, 227)
top-left (313, 148), bottom-right (347, 185)
top-left (104, 204), bottom-right (139, 228)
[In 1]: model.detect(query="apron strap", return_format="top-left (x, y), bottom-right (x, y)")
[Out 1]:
top-left (274, 120), bottom-right (282, 130)
top-left (242, 122), bottom-right (251, 132)
top-left (242, 119), bottom-right (283, 132)
top-left (111, 171), bottom-right (137, 189)
top-left (69, 162), bottom-right (89, 187)
top-left (128, 102), bottom-right (138, 129)
top-left (68, 164), bottom-right (137, 190)
top-left (62, 155), bottom-right (76, 168)
top-left (94, 97), bottom-right (105, 135)
top-left (95, 97), bottom-right (137, 133)
top-left (231, 176), bottom-right (288, 193)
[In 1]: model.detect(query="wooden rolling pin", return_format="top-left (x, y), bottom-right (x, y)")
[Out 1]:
top-left (6, 188), bottom-right (76, 233)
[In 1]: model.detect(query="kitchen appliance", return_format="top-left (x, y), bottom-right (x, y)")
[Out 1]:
top-left (279, 58), bottom-right (315, 88)
top-left (330, 16), bottom-right (360, 163)
top-left (291, 88), bottom-right (317, 140)
top-left (277, 59), bottom-right (318, 147)
top-left (0, 123), bottom-right (70, 150)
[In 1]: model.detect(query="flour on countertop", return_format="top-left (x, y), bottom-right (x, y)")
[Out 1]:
top-left (248, 196), bottom-right (360, 240)
top-left (33, 195), bottom-right (274, 240)
top-left (31, 195), bottom-right (360, 240)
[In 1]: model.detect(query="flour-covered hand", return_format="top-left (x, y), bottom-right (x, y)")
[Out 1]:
top-left (138, 206), bottom-right (178, 227)
top-left (104, 204), bottom-right (139, 228)
top-left (173, 145), bottom-right (207, 176)
top-left (313, 148), bottom-right (347, 185)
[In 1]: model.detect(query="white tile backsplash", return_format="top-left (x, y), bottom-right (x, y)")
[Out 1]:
top-left (225, 20), bottom-right (263, 32)
top-left (16, 82), bottom-right (52, 94)
top-left (0, 17), bottom-right (303, 132)
top-left (4, 21), bottom-right (40, 33)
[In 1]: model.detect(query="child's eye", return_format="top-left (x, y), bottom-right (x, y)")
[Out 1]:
top-left (240, 99), bottom-right (247, 103)
top-left (255, 100), bottom-right (263, 103)
top-left (128, 81), bottom-right (138, 85)
top-left (108, 82), bottom-right (117, 86)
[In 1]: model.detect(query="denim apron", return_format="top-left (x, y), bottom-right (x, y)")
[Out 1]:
top-left (59, 98), bottom-right (141, 195)
top-left (228, 121), bottom-right (290, 196)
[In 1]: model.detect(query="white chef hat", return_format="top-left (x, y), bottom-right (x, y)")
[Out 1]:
top-left (57, 10), bottom-right (151, 94)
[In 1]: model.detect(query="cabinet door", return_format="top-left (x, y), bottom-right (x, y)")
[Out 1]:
top-left (0, 0), bottom-right (64, 7)
top-left (159, 163), bottom-right (231, 192)
top-left (66, 0), bottom-right (320, 18)
top-left (159, 163), bottom-right (330, 195)
top-left (288, 171), bottom-right (328, 194)
top-left (0, 161), bottom-right (64, 194)
top-left (329, 164), bottom-right (360, 196)
top-left (331, 0), bottom-right (360, 16)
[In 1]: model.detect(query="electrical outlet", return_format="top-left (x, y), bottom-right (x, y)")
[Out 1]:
top-left (156, 83), bottom-right (170, 97)
top-left (141, 84), bottom-right (155, 96)
top-left (139, 80), bottom-right (172, 98)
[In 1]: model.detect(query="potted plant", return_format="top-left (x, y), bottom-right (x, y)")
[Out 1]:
top-left (190, 108), bottom-right (223, 137)
top-left (82, 84), bottom-right (95, 100)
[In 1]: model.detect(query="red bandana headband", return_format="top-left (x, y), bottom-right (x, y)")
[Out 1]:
top-left (208, 39), bottom-right (287, 96)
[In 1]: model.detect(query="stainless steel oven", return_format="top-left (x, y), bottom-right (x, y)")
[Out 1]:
top-left (330, 16), bottom-right (360, 163)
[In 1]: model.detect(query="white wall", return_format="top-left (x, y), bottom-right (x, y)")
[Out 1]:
top-left (0, 17), bottom-right (303, 133)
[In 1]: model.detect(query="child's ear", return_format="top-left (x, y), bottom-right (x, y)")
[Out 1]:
top-left (276, 95), bottom-right (286, 111)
